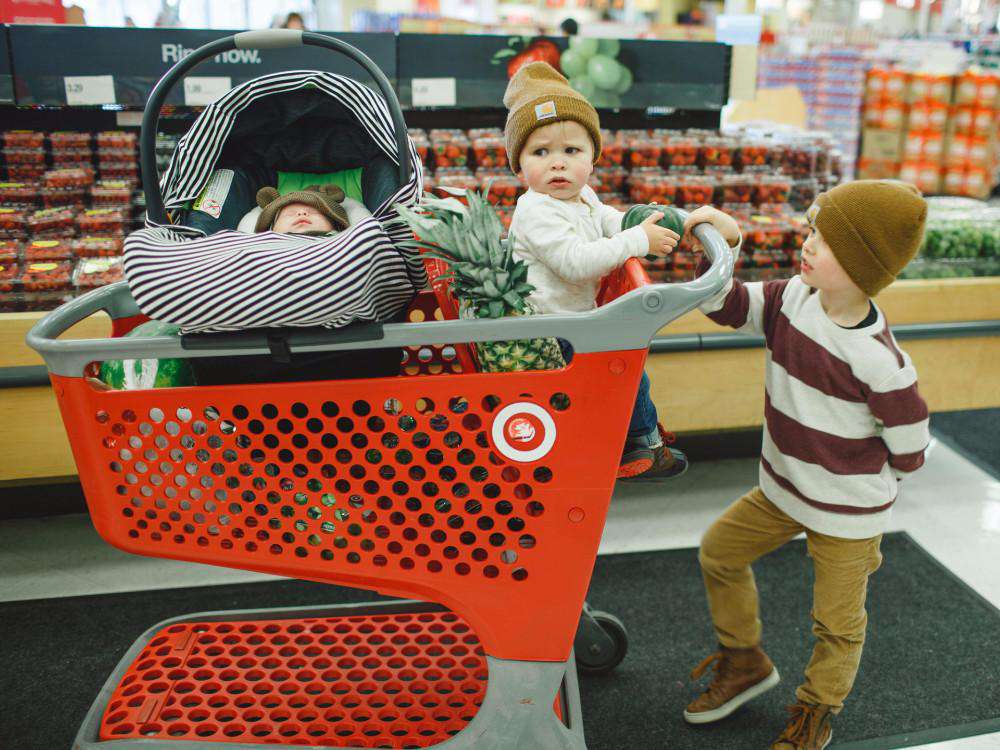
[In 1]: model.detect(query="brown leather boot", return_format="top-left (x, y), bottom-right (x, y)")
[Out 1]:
top-left (683, 644), bottom-right (780, 724)
top-left (771, 701), bottom-right (834, 749)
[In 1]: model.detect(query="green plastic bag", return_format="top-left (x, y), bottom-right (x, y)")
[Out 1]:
top-left (100, 320), bottom-right (196, 390)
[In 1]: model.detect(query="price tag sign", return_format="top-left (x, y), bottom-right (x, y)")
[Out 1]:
top-left (64, 75), bottom-right (116, 106)
top-left (183, 77), bottom-right (232, 107)
top-left (411, 78), bottom-right (456, 108)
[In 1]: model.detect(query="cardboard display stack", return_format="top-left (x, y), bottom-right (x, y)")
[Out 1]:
top-left (860, 68), bottom-right (1000, 198)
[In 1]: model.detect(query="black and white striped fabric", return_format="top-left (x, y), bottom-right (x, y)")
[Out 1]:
top-left (123, 70), bottom-right (425, 333)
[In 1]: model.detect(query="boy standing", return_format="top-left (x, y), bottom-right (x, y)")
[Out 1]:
top-left (681, 181), bottom-right (930, 749)
top-left (504, 61), bottom-right (696, 480)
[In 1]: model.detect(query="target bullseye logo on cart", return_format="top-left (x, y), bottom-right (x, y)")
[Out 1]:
top-left (492, 402), bottom-right (556, 462)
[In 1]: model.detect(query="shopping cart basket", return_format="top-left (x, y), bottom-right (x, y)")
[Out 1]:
top-left (26, 29), bottom-right (735, 750)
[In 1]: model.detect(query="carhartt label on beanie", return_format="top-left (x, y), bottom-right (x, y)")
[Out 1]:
top-left (811, 180), bottom-right (927, 296)
top-left (535, 101), bottom-right (558, 121)
top-left (503, 61), bottom-right (602, 173)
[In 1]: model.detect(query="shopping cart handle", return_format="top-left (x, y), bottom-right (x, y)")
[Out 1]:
top-left (27, 222), bottom-right (733, 378)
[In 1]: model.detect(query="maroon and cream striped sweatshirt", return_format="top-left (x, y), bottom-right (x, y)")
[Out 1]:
top-left (701, 272), bottom-right (930, 539)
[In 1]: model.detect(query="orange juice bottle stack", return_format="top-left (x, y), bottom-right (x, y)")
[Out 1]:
top-left (942, 72), bottom-right (1000, 199)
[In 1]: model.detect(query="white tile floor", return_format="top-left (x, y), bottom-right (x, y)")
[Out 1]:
top-left (2, 438), bottom-right (999, 749)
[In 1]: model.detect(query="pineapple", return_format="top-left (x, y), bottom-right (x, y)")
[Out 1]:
top-left (394, 188), bottom-right (565, 373)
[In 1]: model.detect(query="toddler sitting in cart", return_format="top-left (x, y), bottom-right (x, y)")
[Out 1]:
top-left (503, 61), bottom-right (703, 481)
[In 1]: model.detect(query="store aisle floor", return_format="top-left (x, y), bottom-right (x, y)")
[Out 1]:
top-left (1, 440), bottom-right (998, 749)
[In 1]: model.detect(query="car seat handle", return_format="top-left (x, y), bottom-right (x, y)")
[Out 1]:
top-left (141, 32), bottom-right (410, 225)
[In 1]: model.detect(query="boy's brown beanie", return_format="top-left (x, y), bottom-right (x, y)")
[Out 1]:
top-left (503, 61), bottom-right (602, 173)
top-left (812, 180), bottom-right (927, 296)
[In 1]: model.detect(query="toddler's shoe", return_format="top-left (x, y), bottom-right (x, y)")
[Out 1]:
top-left (621, 444), bottom-right (689, 481)
top-left (618, 437), bottom-right (654, 478)
top-left (618, 424), bottom-right (689, 480)
top-left (770, 701), bottom-right (834, 749)
top-left (683, 644), bottom-right (780, 724)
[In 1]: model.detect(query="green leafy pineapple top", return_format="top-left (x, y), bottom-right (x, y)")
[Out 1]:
top-left (394, 189), bottom-right (536, 319)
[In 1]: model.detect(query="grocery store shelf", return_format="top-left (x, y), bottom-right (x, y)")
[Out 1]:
top-left (1, 25), bottom-right (729, 112)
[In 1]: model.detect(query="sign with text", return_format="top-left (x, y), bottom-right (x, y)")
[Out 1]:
top-left (397, 34), bottom-right (730, 110)
top-left (8, 26), bottom-right (395, 107)
top-left (63, 75), bottom-right (116, 106)
top-left (183, 76), bottom-right (232, 107)
top-left (411, 78), bottom-right (456, 107)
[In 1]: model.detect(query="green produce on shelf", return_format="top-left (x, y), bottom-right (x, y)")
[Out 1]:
top-left (562, 36), bottom-right (633, 105)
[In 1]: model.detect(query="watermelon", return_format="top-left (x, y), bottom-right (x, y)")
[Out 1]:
top-left (622, 204), bottom-right (686, 259)
top-left (622, 203), bottom-right (686, 234)
top-left (100, 320), bottom-right (196, 390)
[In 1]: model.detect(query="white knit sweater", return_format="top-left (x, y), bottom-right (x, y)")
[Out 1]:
top-left (509, 186), bottom-right (648, 315)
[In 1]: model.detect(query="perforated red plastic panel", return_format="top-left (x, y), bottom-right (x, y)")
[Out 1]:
top-left (100, 611), bottom-right (487, 747)
top-left (54, 264), bottom-right (652, 663)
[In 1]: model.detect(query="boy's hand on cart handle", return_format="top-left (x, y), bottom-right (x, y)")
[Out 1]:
top-left (640, 212), bottom-right (680, 258)
top-left (682, 206), bottom-right (741, 253)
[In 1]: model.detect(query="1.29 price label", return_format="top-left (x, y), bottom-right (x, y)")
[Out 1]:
top-left (63, 75), bottom-right (116, 106)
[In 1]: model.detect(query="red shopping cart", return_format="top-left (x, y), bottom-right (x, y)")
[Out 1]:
top-left (26, 30), bottom-right (734, 750)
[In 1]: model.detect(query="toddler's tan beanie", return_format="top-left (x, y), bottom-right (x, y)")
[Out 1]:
top-left (812, 179), bottom-right (927, 296)
top-left (503, 61), bottom-right (602, 174)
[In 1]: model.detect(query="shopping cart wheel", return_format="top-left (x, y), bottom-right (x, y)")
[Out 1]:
top-left (574, 602), bottom-right (629, 676)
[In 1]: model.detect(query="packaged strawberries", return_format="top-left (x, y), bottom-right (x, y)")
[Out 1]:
top-left (20, 260), bottom-right (73, 292)
top-left (72, 236), bottom-right (124, 258)
top-left (89, 181), bottom-right (133, 207)
top-left (28, 207), bottom-right (76, 237)
top-left (482, 173), bottom-right (521, 207)
top-left (24, 239), bottom-right (73, 261)
top-left (76, 208), bottom-right (128, 236)
top-left (0, 182), bottom-right (40, 208)
top-left (3, 130), bottom-right (44, 149)
top-left (0, 240), bottom-right (20, 263)
top-left (472, 137), bottom-right (508, 170)
top-left (74, 256), bottom-right (124, 290)
top-left (0, 208), bottom-right (29, 239)
top-left (49, 131), bottom-right (92, 150)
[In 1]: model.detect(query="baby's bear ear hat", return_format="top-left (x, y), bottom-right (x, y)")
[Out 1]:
top-left (254, 183), bottom-right (349, 232)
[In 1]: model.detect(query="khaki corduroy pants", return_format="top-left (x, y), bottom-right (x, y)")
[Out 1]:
top-left (698, 486), bottom-right (883, 710)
